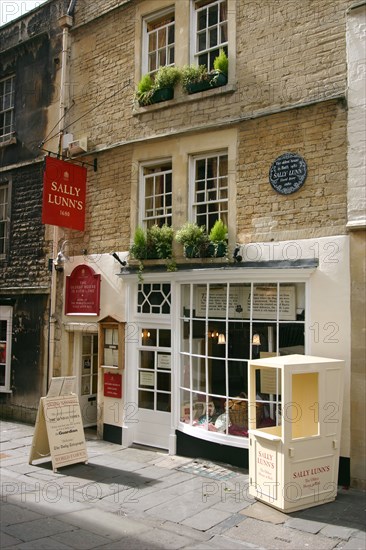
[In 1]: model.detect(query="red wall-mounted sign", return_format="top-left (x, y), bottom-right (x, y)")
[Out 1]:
top-left (65, 265), bottom-right (101, 315)
top-left (42, 156), bottom-right (87, 231)
top-left (104, 372), bottom-right (122, 398)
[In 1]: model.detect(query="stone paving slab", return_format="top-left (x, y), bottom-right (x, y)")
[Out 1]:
top-left (15, 537), bottom-right (74, 549)
top-left (241, 501), bottom-right (289, 524)
top-left (186, 534), bottom-right (264, 549)
top-left (206, 512), bottom-right (247, 536)
top-left (0, 531), bottom-right (24, 548)
top-left (212, 496), bottom-right (252, 514)
top-left (320, 524), bottom-right (359, 540)
top-left (51, 527), bottom-right (112, 549)
top-left (285, 516), bottom-right (327, 533)
top-left (225, 516), bottom-right (341, 549)
top-left (58, 507), bottom-right (151, 540)
top-left (181, 507), bottom-right (232, 530)
top-left (145, 487), bottom-right (223, 523)
top-left (95, 525), bottom-right (199, 550)
top-left (0, 501), bottom-right (43, 525)
top-left (6, 491), bottom-right (94, 516)
top-left (2, 516), bottom-right (76, 542)
top-left (336, 535), bottom-right (366, 550)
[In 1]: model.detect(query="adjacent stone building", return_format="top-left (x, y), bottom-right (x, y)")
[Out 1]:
top-left (0, 0), bottom-right (68, 420)
top-left (1, 0), bottom-right (364, 488)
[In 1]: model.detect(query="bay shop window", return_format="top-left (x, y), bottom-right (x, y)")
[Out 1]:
top-left (179, 282), bottom-right (305, 440)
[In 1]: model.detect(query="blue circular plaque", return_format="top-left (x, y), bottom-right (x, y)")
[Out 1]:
top-left (269, 153), bottom-right (307, 195)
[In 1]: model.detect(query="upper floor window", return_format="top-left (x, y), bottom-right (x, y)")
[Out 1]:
top-left (141, 161), bottom-right (172, 228)
top-left (143, 9), bottom-right (175, 76)
top-left (193, 0), bottom-right (228, 70)
top-left (0, 76), bottom-right (15, 144)
top-left (191, 152), bottom-right (228, 233)
top-left (0, 183), bottom-right (9, 258)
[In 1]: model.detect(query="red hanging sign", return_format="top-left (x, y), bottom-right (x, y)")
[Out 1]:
top-left (42, 156), bottom-right (87, 231)
top-left (65, 265), bottom-right (101, 315)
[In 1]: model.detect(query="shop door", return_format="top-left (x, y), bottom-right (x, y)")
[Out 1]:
top-left (79, 333), bottom-right (98, 427)
top-left (135, 327), bottom-right (171, 449)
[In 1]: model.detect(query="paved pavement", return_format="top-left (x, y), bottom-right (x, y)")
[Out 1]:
top-left (1, 420), bottom-right (365, 549)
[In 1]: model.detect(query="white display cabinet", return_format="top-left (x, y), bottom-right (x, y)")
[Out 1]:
top-left (248, 354), bottom-right (344, 512)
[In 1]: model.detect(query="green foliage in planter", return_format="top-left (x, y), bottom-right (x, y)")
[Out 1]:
top-left (136, 65), bottom-right (181, 106)
top-left (153, 65), bottom-right (181, 89)
top-left (208, 219), bottom-right (228, 257)
top-left (135, 74), bottom-right (154, 106)
top-left (130, 224), bottom-right (174, 260)
top-left (213, 49), bottom-right (228, 75)
top-left (175, 222), bottom-right (209, 257)
top-left (181, 53), bottom-right (228, 93)
top-left (148, 224), bottom-right (174, 259)
top-left (130, 226), bottom-right (149, 259)
top-left (181, 64), bottom-right (209, 90)
top-left (209, 219), bottom-right (228, 243)
top-left (175, 222), bottom-right (207, 247)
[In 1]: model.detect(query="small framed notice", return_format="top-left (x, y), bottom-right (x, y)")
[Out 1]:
top-left (157, 354), bottom-right (171, 369)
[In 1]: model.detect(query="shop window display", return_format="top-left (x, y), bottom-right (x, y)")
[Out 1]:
top-left (179, 282), bottom-right (305, 438)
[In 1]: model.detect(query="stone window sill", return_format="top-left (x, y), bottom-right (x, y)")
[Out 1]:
top-left (0, 135), bottom-right (17, 148)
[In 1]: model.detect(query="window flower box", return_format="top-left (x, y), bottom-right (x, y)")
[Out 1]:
top-left (185, 71), bottom-right (228, 95)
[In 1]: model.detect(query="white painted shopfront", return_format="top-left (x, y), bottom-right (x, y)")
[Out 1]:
top-left (121, 235), bottom-right (350, 465)
top-left (61, 235), bottom-right (350, 471)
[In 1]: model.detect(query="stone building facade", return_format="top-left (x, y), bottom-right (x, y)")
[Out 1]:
top-left (1, 0), bottom-right (364, 488)
top-left (0, 0), bottom-right (68, 420)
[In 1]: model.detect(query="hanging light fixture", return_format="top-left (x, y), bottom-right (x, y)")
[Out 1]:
top-left (218, 333), bottom-right (226, 345)
top-left (252, 333), bottom-right (261, 346)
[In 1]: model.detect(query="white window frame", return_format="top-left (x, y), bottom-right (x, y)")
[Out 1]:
top-left (0, 180), bottom-right (10, 259)
top-left (139, 159), bottom-right (173, 228)
top-left (175, 271), bottom-right (311, 449)
top-left (191, 0), bottom-right (228, 70)
top-left (0, 305), bottom-right (13, 392)
top-left (142, 7), bottom-right (175, 76)
top-left (0, 75), bottom-right (15, 144)
top-left (189, 151), bottom-right (228, 232)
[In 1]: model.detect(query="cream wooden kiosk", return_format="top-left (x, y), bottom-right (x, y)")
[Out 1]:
top-left (248, 355), bottom-right (344, 512)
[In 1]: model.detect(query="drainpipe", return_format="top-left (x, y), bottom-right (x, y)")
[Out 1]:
top-left (48, 3), bottom-right (76, 387)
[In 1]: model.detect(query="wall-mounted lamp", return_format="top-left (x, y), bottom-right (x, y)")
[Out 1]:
top-left (233, 246), bottom-right (242, 263)
top-left (218, 333), bottom-right (226, 345)
top-left (53, 240), bottom-right (69, 272)
top-left (111, 252), bottom-right (127, 267)
top-left (141, 329), bottom-right (151, 339)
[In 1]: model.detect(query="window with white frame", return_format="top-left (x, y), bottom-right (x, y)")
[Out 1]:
top-left (141, 161), bottom-right (172, 228)
top-left (138, 283), bottom-right (171, 315)
top-left (179, 282), bottom-right (306, 438)
top-left (0, 305), bottom-right (12, 392)
top-left (143, 9), bottom-right (175, 76)
top-left (192, 0), bottom-right (228, 71)
top-left (0, 76), bottom-right (15, 143)
top-left (191, 152), bottom-right (228, 233)
top-left (0, 182), bottom-right (9, 258)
